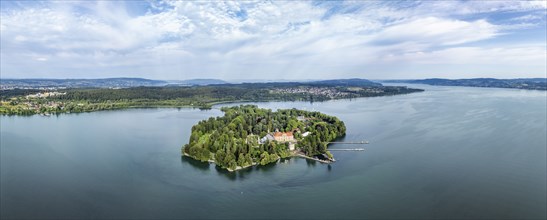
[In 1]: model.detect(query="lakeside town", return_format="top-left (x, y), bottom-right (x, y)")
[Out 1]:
top-left (271, 86), bottom-right (387, 99)
top-left (271, 87), bottom-right (354, 99)
top-left (0, 91), bottom-right (68, 115)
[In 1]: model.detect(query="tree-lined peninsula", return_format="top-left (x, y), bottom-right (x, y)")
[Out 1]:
top-left (182, 105), bottom-right (345, 171)
top-left (0, 79), bottom-right (423, 115)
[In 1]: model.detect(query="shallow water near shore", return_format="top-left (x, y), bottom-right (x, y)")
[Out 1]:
top-left (1, 84), bottom-right (546, 219)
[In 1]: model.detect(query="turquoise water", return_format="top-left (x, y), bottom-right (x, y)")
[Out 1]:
top-left (1, 85), bottom-right (546, 219)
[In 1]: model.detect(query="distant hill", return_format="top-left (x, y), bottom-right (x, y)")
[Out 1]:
top-left (310, 78), bottom-right (382, 87)
top-left (0, 78), bottom-right (167, 89)
top-left (167, 79), bottom-right (228, 86)
top-left (218, 78), bottom-right (384, 88)
top-left (1, 77), bottom-right (386, 90)
top-left (382, 78), bottom-right (547, 90)
top-left (1, 78), bottom-right (382, 89)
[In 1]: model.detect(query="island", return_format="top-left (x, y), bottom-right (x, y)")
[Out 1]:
top-left (182, 105), bottom-right (346, 171)
top-left (0, 78), bottom-right (423, 115)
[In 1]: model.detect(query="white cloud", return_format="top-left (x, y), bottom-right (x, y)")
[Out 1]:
top-left (0, 1), bottom-right (545, 79)
top-left (371, 17), bottom-right (499, 46)
top-left (512, 14), bottom-right (545, 22)
top-left (411, 0), bottom-right (547, 16)
top-left (382, 45), bottom-right (546, 65)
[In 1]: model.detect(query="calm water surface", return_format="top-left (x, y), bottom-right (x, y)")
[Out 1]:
top-left (1, 85), bottom-right (546, 219)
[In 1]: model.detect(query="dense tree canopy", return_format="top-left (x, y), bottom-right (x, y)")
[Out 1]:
top-left (182, 105), bottom-right (346, 170)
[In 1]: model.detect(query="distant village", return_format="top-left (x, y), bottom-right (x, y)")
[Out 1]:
top-left (271, 87), bottom-right (385, 98)
top-left (25, 91), bottom-right (66, 99)
top-left (0, 92), bottom-right (67, 116)
top-left (271, 87), bottom-right (352, 98)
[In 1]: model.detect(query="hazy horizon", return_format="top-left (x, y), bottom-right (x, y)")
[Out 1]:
top-left (2, 76), bottom-right (547, 82)
top-left (1, 1), bottom-right (546, 80)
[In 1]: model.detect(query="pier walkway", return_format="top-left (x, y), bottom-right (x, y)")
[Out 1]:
top-left (328, 141), bottom-right (369, 144)
top-left (328, 148), bottom-right (364, 151)
top-left (295, 153), bottom-right (335, 164)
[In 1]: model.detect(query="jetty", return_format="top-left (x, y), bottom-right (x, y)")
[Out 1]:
top-left (328, 141), bottom-right (369, 144)
top-left (328, 148), bottom-right (364, 151)
top-left (295, 153), bottom-right (335, 164)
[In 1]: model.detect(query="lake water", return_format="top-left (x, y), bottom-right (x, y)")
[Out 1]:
top-left (1, 85), bottom-right (546, 219)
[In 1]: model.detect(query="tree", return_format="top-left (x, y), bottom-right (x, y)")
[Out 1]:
top-left (228, 160), bottom-right (237, 170)
top-left (245, 154), bottom-right (253, 165)
top-left (199, 149), bottom-right (211, 162)
top-left (223, 152), bottom-right (235, 168)
top-left (325, 151), bottom-right (334, 159)
top-left (260, 152), bottom-right (270, 165)
top-left (269, 153), bottom-right (279, 163)
top-left (237, 153), bottom-right (247, 167)
top-left (215, 150), bottom-right (225, 166)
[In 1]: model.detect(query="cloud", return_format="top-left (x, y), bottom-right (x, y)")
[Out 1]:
top-left (512, 14), bottom-right (545, 22)
top-left (371, 17), bottom-right (499, 46)
top-left (0, 1), bottom-right (545, 79)
top-left (381, 45), bottom-right (546, 65)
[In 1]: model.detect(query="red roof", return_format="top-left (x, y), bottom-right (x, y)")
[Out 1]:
top-left (273, 132), bottom-right (293, 137)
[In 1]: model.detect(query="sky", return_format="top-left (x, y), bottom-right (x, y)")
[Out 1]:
top-left (0, 1), bottom-right (546, 80)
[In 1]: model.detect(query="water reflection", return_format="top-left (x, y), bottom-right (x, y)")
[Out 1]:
top-left (215, 165), bottom-right (260, 181)
top-left (236, 167), bottom-right (254, 180)
top-left (180, 156), bottom-right (210, 171)
top-left (214, 166), bottom-right (237, 180)
top-left (255, 162), bottom-right (277, 172)
top-left (180, 154), bottom-right (286, 181)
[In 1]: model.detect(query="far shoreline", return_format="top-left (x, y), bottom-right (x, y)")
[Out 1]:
top-left (0, 93), bottom-right (425, 117)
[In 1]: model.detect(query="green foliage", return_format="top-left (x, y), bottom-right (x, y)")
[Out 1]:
top-left (1, 83), bottom-right (422, 116)
top-left (325, 151), bottom-right (334, 159)
top-left (260, 152), bottom-right (270, 165)
top-left (182, 105), bottom-right (346, 170)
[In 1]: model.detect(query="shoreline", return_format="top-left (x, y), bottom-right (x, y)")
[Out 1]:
top-left (183, 151), bottom-right (335, 172)
top-left (1, 88), bottom-right (423, 116)
top-left (182, 152), bottom-right (257, 172)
